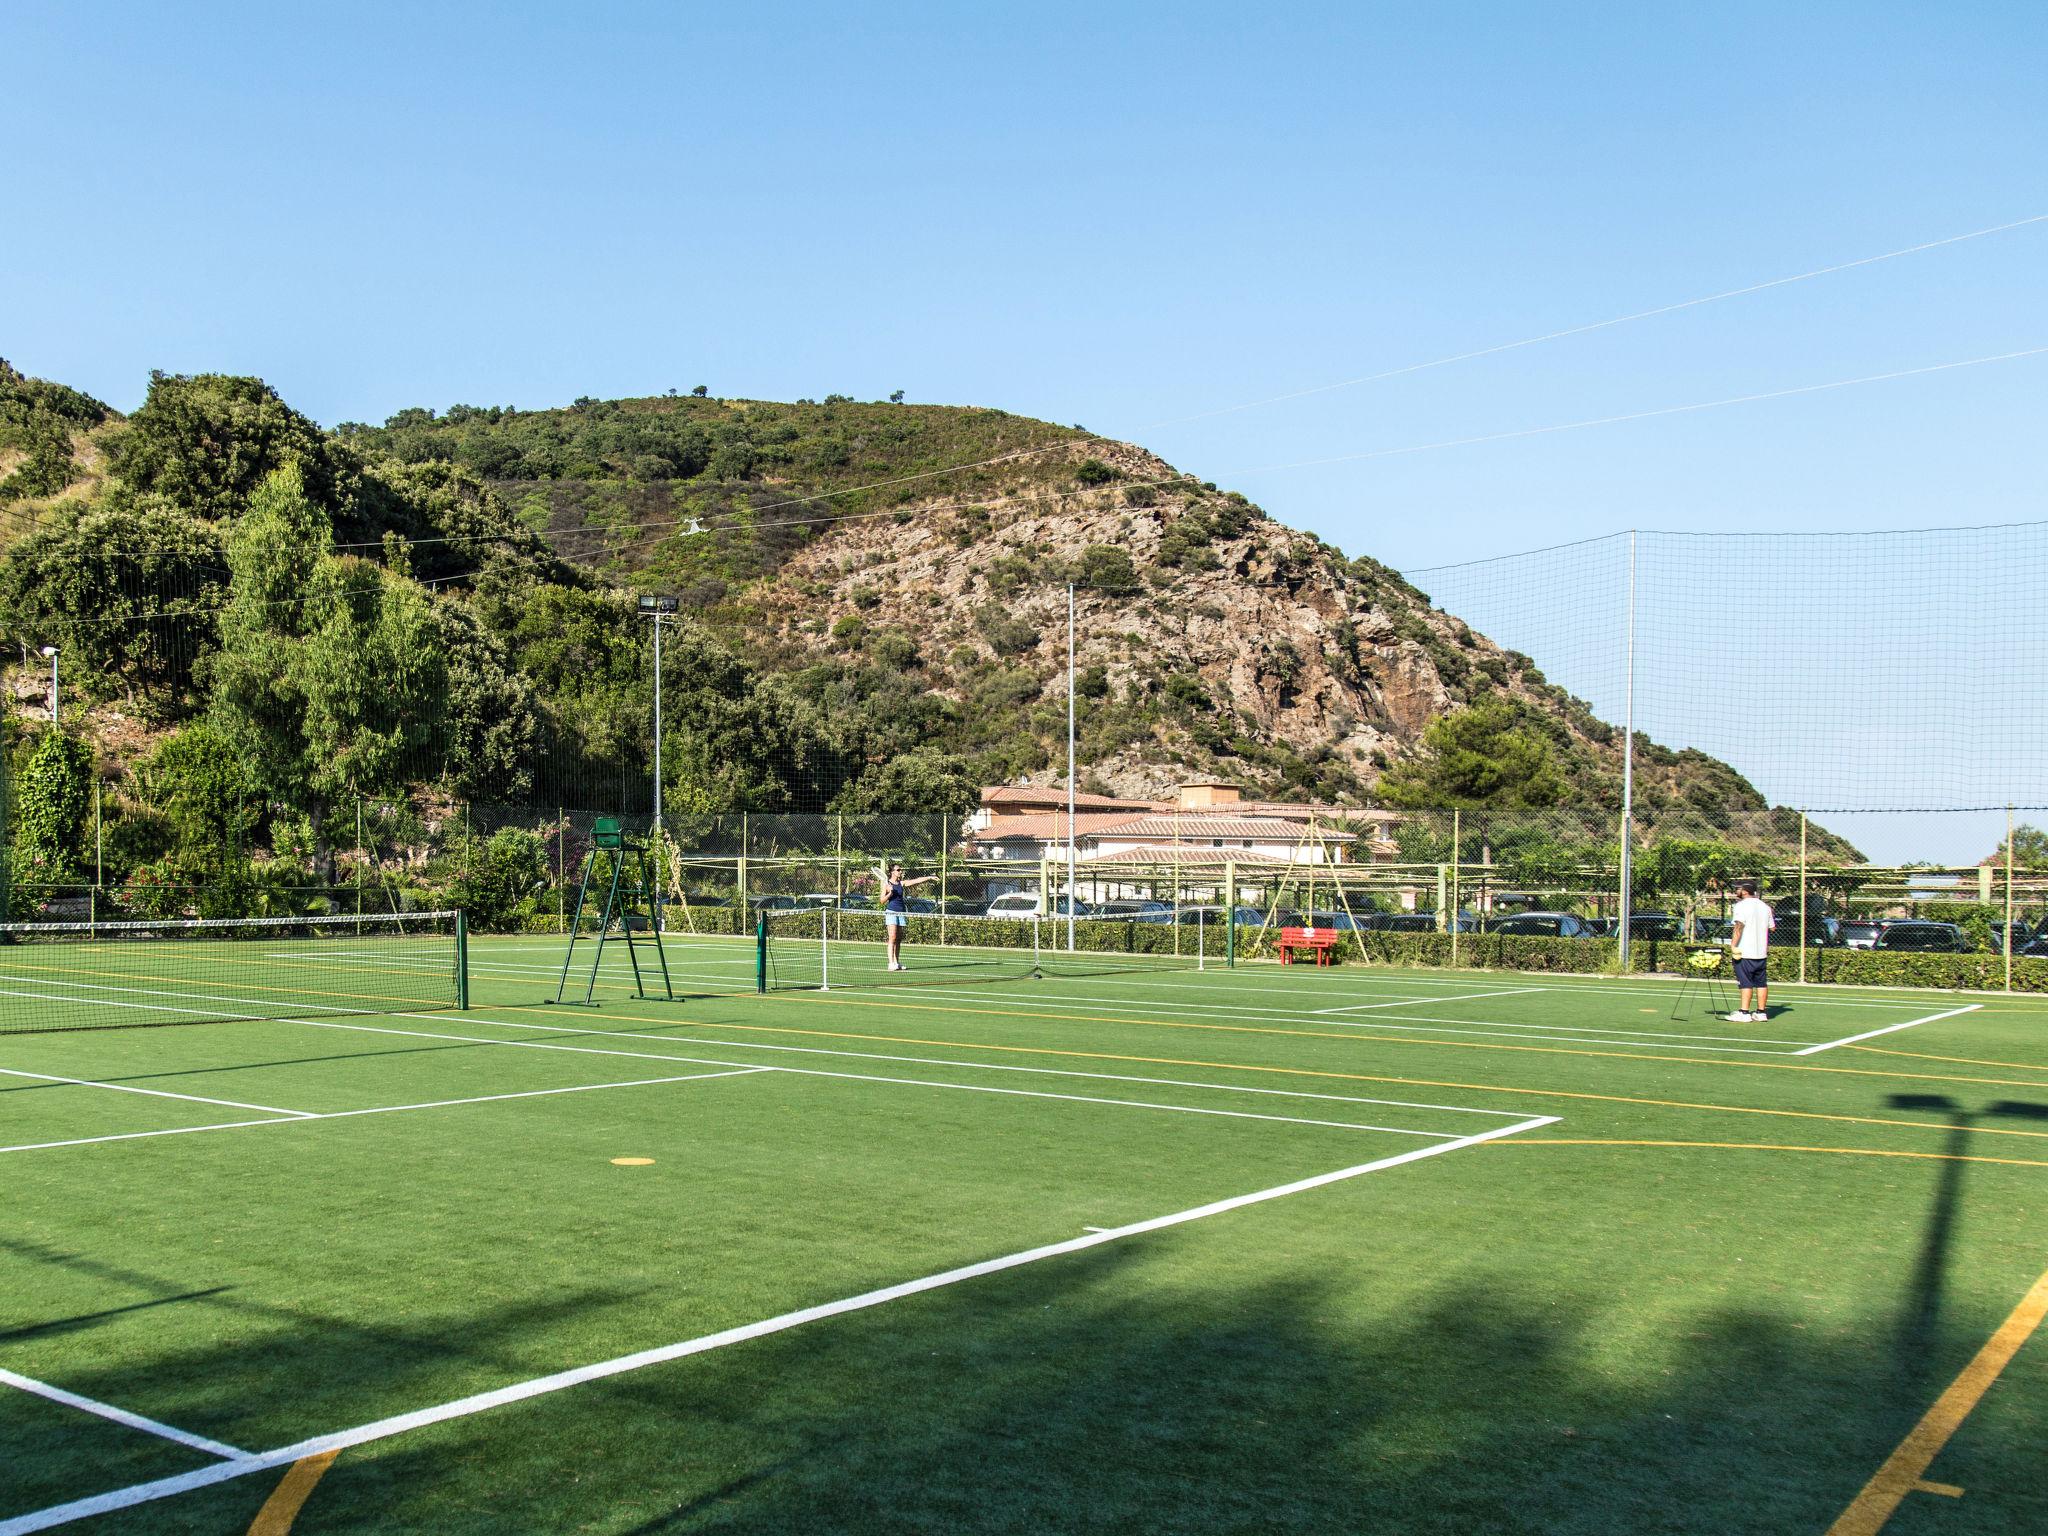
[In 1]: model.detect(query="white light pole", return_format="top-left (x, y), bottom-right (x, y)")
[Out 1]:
top-left (1066, 584), bottom-right (1077, 952)
top-left (637, 595), bottom-right (679, 928)
top-left (39, 645), bottom-right (59, 724)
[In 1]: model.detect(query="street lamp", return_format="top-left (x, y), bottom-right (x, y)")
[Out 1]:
top-left (38, 645), bottom-right (58, 724)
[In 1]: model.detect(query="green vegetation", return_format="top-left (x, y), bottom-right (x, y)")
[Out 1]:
top-left (1377, 700), bottom-right (1567, 810)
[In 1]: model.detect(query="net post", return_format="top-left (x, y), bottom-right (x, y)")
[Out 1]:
top-left (756, 913), bottom-right (767, 994)
top-left (455, 909), bottom-right (470, 1009)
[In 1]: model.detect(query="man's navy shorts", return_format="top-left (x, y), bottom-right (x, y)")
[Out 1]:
top-left (1734, 957), bottom-right (1767, 988)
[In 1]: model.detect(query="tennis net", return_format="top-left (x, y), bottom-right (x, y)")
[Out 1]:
top-left (0, 910), bottom-right (467, 1034)
top-left (758, 909), bottom-right (1215, 992)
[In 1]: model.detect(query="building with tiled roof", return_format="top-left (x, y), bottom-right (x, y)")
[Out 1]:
top-left (967, 781), bottom-right (1394, 868)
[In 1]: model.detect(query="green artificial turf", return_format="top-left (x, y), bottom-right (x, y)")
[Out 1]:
top-left (3, 934), bottom-right (2046, 1533)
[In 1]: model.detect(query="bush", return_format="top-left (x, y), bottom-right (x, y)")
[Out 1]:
top-left (1076, 545), bottom-right (1139, 595)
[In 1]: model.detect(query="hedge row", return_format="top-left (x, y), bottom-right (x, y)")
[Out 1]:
top-left (1236, 930), bottom-right (2048, 993)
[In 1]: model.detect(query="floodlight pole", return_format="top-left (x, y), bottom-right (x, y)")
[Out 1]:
top-left (40, 645), bottom-right (59, 724)
top-left (638, 595), bottom-right (680, 931)
top-left (1067, 583), bottom-right (1077, 952)
top-left (1617, 532), bottom-right (1636, 972)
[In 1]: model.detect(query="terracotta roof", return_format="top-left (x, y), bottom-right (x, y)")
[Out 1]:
top-left (1078, 846), bottom-right (1294, 866)
top-left (972, 812), bottom-right (1357, 844)
top-left (980, 786), bottom-right (1157, 812)
top-left (975, 813), bottom-right (1153, 841)
top-left (1104, 816), bottom-right (1357, 841)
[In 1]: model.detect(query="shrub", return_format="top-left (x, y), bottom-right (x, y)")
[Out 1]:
top-left (1076, 544), bottom-right (1139, 595)
top-left (1073, 458), bottom-right (1117, 486)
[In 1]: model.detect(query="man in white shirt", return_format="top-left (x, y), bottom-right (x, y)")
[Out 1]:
top-left (1728, 881), bottom-right (1775, 1022)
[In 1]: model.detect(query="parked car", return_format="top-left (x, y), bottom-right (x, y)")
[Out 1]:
top-left (752, 894), bottom-right (807, 913)
top-left (935, 897), bottom-right (990, 917)
top-left (1986, 921), bottom-right (2035, 953)
top-left (1174, 905), bottom-right (1267, 929)
top-left (1873, 921), bottom-right (1970, 953)
top-left (985, 893), bottom-right (1092, 919)
top-left (1093, 899), bottom-right (1177, 922)
top-left (1488, 911), bottom-right (1594, 938)
top-left (799, 892), bottom-right (842, 909)
top-left (1300, 910), bottom-right (1369, 931)
top-left (1768, 913), bottom-right (1843, 948)
top-left (2020, 933), bottom-right (2048, 959)
top-left (1691, 917), bottom-right (1732, 943)
top-left (1839, 920), bottom-right (1882, 950)
top-left (1581, 917), bottom-right (1616, 937)
top-left (1626, 912), bottom-right (1684, 941)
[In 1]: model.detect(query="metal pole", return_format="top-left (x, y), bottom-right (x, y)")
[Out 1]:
top-left (49, 650), bottom-right (59, 724)
top-left (652, 614), bottom-right (663, 932)
top-left (1798, 812), bottom-right (1809, 986)
top-left (1451, 809), bottom-right (1461, 969)
top-left (940, 813), bottom-right (949, 949)
top-left (1066, 583), bottom-right (1077, 952)
top-left (1617, 530), bottom-right (1637, 973)
top-left (2006, 805), bottom-right (2016, 994)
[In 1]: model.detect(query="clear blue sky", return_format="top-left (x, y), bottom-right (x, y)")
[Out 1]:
top-left (4, 1), bottom-right (2044, 859)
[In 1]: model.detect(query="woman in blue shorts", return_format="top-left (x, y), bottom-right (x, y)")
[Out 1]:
top-left (882, 863), bottom-right (939, 972)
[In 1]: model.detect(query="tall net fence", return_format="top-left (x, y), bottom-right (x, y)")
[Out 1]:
top-left (1411, 522), bottom-right (2048, 865)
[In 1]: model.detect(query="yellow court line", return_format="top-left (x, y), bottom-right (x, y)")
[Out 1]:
top-left (784, 990), bottom-right (2048, 1095)
top-left (500, 1005), bottom-right (2048, 1143)
top-left (1481, 1138), bottom-right (2048, 1170)
top-left (1825, 1264), bottom-right (2048, 1536)
top-left (246, 1450), bottom-right (338, 1535)
top-left (1848, 1043), bottom-right (2048, 1073)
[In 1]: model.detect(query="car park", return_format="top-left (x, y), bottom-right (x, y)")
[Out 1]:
top-left (1839, 920), bottom-right (1882, 950)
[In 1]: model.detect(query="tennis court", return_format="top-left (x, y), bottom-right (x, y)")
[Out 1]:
top-left (5, 922), bottom-right (2048, 1534)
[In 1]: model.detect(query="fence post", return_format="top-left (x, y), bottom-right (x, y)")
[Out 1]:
top-left (355, 796), bottom-right (365, 918)
top-left (557, 806), bottom-right (566, 933)
top-left (1798, 813), bottom-right (1809, 986)
top-left (940, 814), bottom-right (949, 948)
top-left (1224, 858), bottom-right (1237, 967)
top-left (1450, 809), bottom-right (1461, 970)
top-left (2007, 805), bottom-right (2016, 994)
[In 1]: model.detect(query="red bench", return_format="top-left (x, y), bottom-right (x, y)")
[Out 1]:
top-left (1278, 925), bottom-right (1339, 966)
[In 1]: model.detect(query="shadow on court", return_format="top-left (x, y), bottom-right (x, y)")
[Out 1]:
top-left (77, 1219), bottom-right (2048, 1536)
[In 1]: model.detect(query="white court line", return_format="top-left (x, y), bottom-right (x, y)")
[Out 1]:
top-left (0, 1367), bottom-right (246, 1461)
top-left (0, 1066), bottom-right (315, 1119)
top-left (1313, 986), bottom-right (1540, 1013)
top-left (400, 1011), bottom-right (1529, 1119)
top-left (0, 1113), bottom-right (1557, 1535)
top-left (0, 986), bottom-right (292, 1026)
top-left (1791, 1004), bottom-right (1983, 1055)
top-left (0, 1069), bottom-right (768, 1156)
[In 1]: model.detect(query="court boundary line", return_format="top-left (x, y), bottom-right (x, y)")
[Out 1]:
top-left (0, 1113), bottom-right (1557, 1536)
top-left (1823, 1263), bottom-right (2048, 1536)
top-left (0, 1067), bottom-right (770, 1156)
top-left (0, 1367), bottom-right (246, 1461)
top-left (0, 1066), bottom-right (315, 1119)
top-left (1792, 1005), bottom-right (1982, 1055)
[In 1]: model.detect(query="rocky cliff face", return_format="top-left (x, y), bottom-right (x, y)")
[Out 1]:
top-left (736, 435), bottom-right (1756, 821)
